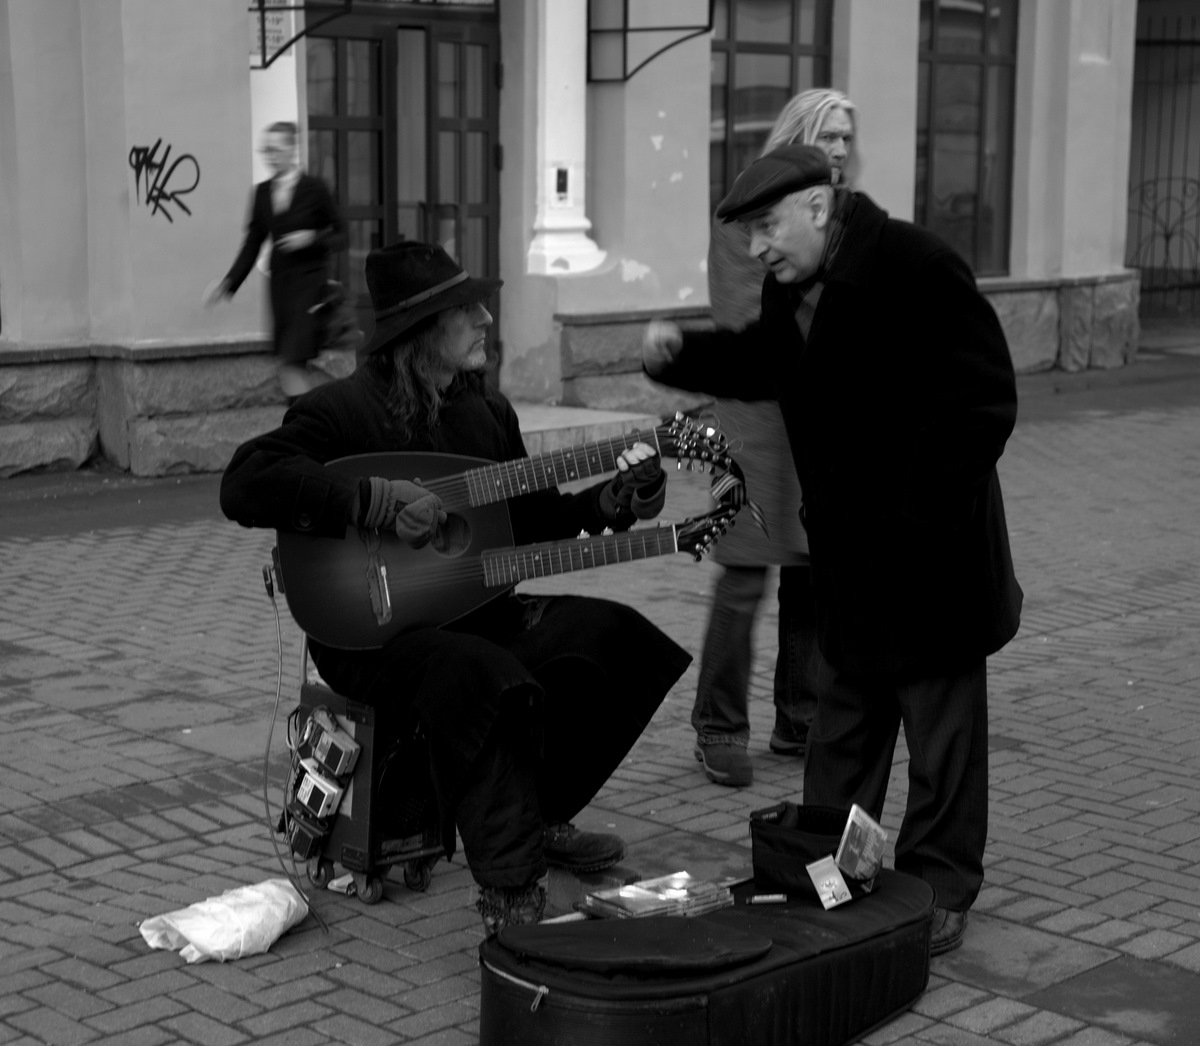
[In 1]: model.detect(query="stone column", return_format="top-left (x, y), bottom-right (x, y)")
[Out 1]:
top-left (527, 0), bottom-right (606, 275)
top-left (832, 0), bottom-right (921, 218)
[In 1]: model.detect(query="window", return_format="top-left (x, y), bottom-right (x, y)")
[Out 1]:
top-left (916, 0), bottom-right (1018, 276)
top-left (710, 0), bottom-right (833, 213)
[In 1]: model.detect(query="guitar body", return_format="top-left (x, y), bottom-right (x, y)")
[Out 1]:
top-left (273, 432), bottom-right (741, 651)
top-left (276, 453), bottom-right (516, 650)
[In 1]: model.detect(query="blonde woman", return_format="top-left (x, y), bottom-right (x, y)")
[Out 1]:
top-left (693, 89), bottom-right (858, 788)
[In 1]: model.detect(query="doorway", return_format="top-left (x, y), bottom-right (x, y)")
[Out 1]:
top-left (1126, 7), bottom-right (1200, 317)
top-left (305, 6), bottom-right (502, 358)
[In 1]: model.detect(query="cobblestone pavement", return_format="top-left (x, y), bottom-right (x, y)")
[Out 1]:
top-left (1, 334), bottom-right (1199, 1045)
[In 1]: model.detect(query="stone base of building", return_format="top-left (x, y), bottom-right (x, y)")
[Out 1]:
top-left (0, 341), bottom-right (355, 478)
top-left (981, 270), bottom-right (1140, 373)
top-left (0, 270), bottom-right (1141, 477)
top-left (557, 271), bottom-right (1141, 410)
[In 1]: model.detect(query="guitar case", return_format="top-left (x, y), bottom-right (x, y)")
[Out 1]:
top-left (478, 870), bottom-right (933, 1046)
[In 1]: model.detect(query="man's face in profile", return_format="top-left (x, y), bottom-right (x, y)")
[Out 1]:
top-left (744, 190), bottom-right (828, 285)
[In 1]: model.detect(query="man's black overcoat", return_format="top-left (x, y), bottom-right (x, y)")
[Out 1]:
top-left (649, 193), bottom-right (1022, 677)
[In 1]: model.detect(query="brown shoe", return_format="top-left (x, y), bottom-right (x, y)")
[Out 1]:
top-left (929, 907), bottom-right (968, 956)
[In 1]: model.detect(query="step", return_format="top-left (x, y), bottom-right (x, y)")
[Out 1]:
top-left (514, 403), bottom-right (662, 456)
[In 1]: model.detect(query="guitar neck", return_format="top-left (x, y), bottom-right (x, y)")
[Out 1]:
top-left (454, 427), bottom-right (664, 509)
top-left (481, 524), bottom-right (679, 587)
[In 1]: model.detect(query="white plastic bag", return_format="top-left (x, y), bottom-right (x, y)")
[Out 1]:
top-left (139, 879), bottom-right (309, 964)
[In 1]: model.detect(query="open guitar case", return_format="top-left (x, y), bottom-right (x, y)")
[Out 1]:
top-left (478, 870), bottom-right (934, 1046)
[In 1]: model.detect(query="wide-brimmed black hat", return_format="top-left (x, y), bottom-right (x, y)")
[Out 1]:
top-left (361, 240), bottom-right (502, 355)
top-left (715, 144), bottom-right (832, 223)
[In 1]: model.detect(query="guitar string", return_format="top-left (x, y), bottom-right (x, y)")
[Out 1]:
top-left (374, 530), bottom-right (686, 591)
top-left (422, 432), bottom-right (653, 504)
top-left (396, 422), bottom-right (726, 511)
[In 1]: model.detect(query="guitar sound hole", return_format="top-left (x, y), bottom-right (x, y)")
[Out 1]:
top-left (432, 513), bottom-right (470, 556)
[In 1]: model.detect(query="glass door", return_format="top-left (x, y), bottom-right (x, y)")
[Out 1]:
top-left (307, 13), bottom-right (501, 366)
top-left (425, 22), bottom-right (499, 289)
top-left (307, 33), bottom-right (387, 312)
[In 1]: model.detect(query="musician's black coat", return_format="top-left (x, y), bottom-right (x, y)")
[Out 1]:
top-left (221, 365), bottom-right (634, 542)
top-left (220, 367), bottom-right (690, 890)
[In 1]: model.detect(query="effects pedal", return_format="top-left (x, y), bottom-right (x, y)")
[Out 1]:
top-left (295, 758), bottom-right (344, 820)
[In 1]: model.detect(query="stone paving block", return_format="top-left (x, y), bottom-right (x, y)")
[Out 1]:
top-left (403, 1027), bottom-right (477, 1046)
top-left (6, 1005), bottom-right (102, 1046)
top-left (25, 980), bottom-right (115, 1020)
top-left (160, 1010), bottom-right (252, 1045)
top-left (88, 1027), bottom-right (177, 1046)
top-left (240, 1002), bottom-right (336, 1041)
top-left (913, 981), bottom-right (996, 1020)
top-left (993, 1009), bottom-right (1086, 1045)
top-left (389, 950), bottom-right (478, 987)
top-left (948, 997), bottom-right (1040, 1036)
top-left (310, 1012), bottom-right (397, 1046)
top-left (390, 999), bottom-right (478, 1039)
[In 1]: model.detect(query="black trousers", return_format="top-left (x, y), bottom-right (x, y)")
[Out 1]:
top-left (313, 594), bottom-right (691, 889)
top-left (802, 657), bottom-right (988, 912)
top-left (270, 263), bottom-right (326, 365)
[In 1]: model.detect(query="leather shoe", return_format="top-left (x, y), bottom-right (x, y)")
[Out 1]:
top-left (543, 823), bottom-right (626, 873)
top-left (694, 742), bottom-right (753, 787)
top-left (929, 907), bottom-right (968, 956)
top-left (768, 726), bottom-right (808, 756)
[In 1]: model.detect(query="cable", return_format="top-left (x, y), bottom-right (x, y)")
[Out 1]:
top-left (261, 564), bottom-right (329, 934)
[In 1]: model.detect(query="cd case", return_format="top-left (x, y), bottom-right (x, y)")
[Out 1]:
top-left (581, 871), bottom-right (735, 919)
top-left (834, 803), bottom-right (887, 883)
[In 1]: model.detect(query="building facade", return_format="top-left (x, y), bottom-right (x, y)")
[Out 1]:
top-left (0, 0), bottom-right (1152, 475)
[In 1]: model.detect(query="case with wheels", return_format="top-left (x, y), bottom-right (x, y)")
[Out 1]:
top-left (478, 870), bottom-right (934, 1046)
top-left (294, 680), bottom-right (449, 904)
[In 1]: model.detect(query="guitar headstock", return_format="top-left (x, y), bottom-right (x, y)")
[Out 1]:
top-left (658, 412), bottom-right (732, 474)
top-left (675, 503), bottom-right (741, 562)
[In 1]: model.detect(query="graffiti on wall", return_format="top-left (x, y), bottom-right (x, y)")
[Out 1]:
top-left (129, 139), bottom-right (200, 222)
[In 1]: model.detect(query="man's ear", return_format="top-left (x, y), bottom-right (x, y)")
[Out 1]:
top-left (809, 187), bottom-right (832, 230)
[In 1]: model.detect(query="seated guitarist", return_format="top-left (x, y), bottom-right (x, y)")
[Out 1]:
top-left (220, 240), bottom-right (691, 936)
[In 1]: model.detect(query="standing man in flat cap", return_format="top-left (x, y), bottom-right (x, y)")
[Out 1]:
top-left (643, 144), bottom-right (1022, 956)
top-left (223, 240), bottom-right (690, 935)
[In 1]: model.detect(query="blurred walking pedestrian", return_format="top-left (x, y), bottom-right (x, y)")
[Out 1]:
top-left (204, 120), bottom-right (346, 401)
top-left (694, 88), bottom-right (859, 788)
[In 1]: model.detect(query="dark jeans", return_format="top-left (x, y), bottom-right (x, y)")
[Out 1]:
top-left (802, 658), bottom-right (989, 912)
top-left (692, 563), bottom-right (820, 748)
top-left (313, 594), bottom-right (690, 890)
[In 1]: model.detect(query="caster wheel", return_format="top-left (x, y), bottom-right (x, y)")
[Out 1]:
top-left (404, 859), bottom-right (434, 892)
top-left (356, 875), bottom-right (385, 905)
top-left (307, 858), bottom-right (334, 889)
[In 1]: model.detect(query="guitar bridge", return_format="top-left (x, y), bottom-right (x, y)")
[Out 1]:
top-left (362, 531), bottom-right (392, 627)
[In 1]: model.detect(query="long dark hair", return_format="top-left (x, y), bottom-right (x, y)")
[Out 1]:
top-left (364, 312), bottom-right (454, 443)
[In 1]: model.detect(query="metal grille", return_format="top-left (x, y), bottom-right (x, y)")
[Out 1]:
top-left (1127, 12), bottom-right (1200, 316)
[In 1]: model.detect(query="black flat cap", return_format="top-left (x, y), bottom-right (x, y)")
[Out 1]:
top-left (715, 144), bottom-right (833, 222)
